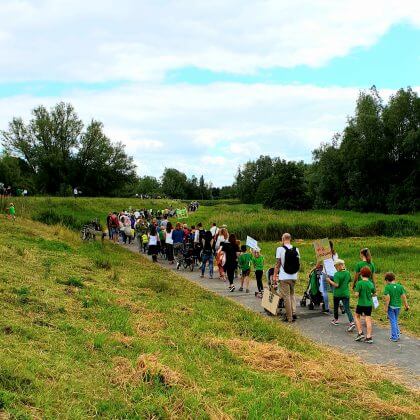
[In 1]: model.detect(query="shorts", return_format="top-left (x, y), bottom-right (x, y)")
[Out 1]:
top-left (241, 269), bottom-right (251, 277)
top-left (356, 305), bottom-right (372, 316)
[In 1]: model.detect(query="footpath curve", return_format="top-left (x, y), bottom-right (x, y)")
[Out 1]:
top-left (122, 243), bottom-right (420, 388)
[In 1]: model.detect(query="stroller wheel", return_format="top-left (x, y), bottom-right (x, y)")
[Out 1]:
top-left (300, 299), bottom-right (306, 307)
top-left (308, 302), bottom-right (314, 310)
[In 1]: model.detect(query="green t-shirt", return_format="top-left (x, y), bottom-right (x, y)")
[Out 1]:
top-left (252, 255), bottom-right (264, 271)
top-left (355, 279), bottom-right (376, 307)
top-left (355, 261), bottom-right (376, 283)
top-left (238, 253), bottom-right (252, 270)
top-left (9, 206), bottom-right (15, 215)
top-left (333, 270), bottom-right (351, 298)
top-left (384, 283), bottom-right (406, 308)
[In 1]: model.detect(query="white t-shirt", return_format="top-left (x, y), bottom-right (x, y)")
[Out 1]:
top-left (210, 226), bottom-right (219, 237)
top-left (194, 230), bottom-right (200, 243)
top-left (149, 235), bottom-right (158, 246)
top-left (165, 230), bottom-right (173, 245)
top-left (323, 253), bottom-right (339, 277)
top-left (215, 235), bottom-right (227, 250)
top-left (134, 211), bottom-right (140, 219)
top-left (275, 244), bottom-right (300, 280)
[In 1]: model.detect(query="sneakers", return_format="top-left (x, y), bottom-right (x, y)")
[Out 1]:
top-left (239, 287), bottom-right (243, 292)
top-left (331, 319), bottom-right (339, 326)
top-left (200, 274), bottom-right (204, 278)
top-left (209, 275), bottom-right (213, 279)
top-left (347, 322), bottom-right (356, 332)
top-left (322, 309), bottom-right (331, 315)
top-left (292, 314), bottom-right (298, 321)
top-left (355, 333), bottom-right (365, 342)
top-left (228, 285), bottom-right (235, 292)
top-left (364, 337), bottom-right (373, 344)
top-left (246, 289), bottom-right (250, 293)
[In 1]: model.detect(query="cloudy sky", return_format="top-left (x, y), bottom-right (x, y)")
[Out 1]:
top-left (1, 0), bottom-right (419, 186)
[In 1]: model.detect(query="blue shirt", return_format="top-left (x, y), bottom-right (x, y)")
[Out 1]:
top-left (172, 229), bottom-right (184, 243)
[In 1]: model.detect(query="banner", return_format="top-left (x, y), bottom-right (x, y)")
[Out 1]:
top-left (313, 238), bottom-right (332, 262)
top-left (246, 235), bottom-right (258, 250)
top-left (176, 208), bottom-right (189, 219)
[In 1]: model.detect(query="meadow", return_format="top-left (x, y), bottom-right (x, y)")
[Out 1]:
top-left (0, 217), bottom-right (419, 419)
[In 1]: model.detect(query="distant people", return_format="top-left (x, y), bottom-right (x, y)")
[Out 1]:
top-left (73, 187), bottom-right (78, 198)
top-left (165, 222), bottom-right (174, 264)
top-left (221, 234), bottom-right (240, 292)
top-left (326, 259), bottom-right (355, 331)
top-left (148, 225), bottom-right (159, 263)
top-left (23, 188), bottom-right (28, 197)
top-left (274, 233), bottom-right (300, 323)
top-left (383, 272), bottom-right (409, 342)
top-left (354, 266), bottom-right (376, 344)
top-left (354, 248), bottom-right (376, 289)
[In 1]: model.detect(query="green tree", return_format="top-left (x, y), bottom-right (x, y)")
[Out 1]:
top-left (137, 176), bottom-right (161, 196)
top-left (161, 168), bottom-right (188, 198)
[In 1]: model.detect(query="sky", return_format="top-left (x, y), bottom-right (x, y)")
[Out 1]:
top-left (0, 1), bottom-right (419, 187)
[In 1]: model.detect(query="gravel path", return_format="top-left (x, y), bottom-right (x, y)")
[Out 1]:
top-left (122, 243), bottom-right (420, 387)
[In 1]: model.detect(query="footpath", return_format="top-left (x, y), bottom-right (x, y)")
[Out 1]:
top-left (123, 243), bottom-right (420, 388)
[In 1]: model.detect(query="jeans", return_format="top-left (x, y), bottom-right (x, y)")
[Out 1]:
top-left (201, 253), bottom-right (214, 277)
top-left (320, 273), bottom-right (330, 311)
top-left (388, 307), bottom-right (401, 340)
top-left (279, 280), bottom-right (296, 322)
top-left (333, 296), bottom-right (353, 323)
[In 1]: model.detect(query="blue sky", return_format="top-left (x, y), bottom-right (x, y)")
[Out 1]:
top-left (0, 1), bottom-right (419, 186)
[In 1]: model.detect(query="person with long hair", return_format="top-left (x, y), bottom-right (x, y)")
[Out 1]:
top-left (215, 228), bottom-right (229, 279)
top-left (165, 222), bottom-right (174, 264)
top-left (353, 248), bottom-right (376, 289)
top-left (221, 233), bottom-right (240, 292)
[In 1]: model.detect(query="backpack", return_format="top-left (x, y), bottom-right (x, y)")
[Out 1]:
top-left (282, 246), bottom-right (300, 275)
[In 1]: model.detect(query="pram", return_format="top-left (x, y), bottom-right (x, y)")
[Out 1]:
top-left (300, 267), bottom-right (323, 309)
top-left (176, 243), bottom-right (195, 271)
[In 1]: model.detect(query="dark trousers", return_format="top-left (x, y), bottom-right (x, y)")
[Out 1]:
top-left (166, 244), bottom-right (174, 262)
top-left (226, 267), bottom-right (235, 285)
top-left (255, 270), bottom-right (263, 292)
top-left (333, 296), bottom-right (353, 323)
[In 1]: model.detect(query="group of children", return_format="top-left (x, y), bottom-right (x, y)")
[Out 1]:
top-left (237, 245), bottom-right (265, 296)
top-left (324, 253), bottom-right (409, 344)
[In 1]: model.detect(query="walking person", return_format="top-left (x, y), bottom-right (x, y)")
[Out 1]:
top-left (215, 228), bottom-right (229, 280)
top-left (7, 203), bottom-right (16, 221)
top-left (252, 249), bottom-right (265, 298)
top-left (165, 222), bottom-right (174, 264)
top-left (173, 222), bottom-right (184, 259)
top-left (354, 266), bottom-right (376, 343)
top-left (200, 230), bottom-right (214, 279)
top-left (326, 259), bottom-right (355, 331)
top-left (148, 225), bottom-right (159, 263)
top-left (353, 248), bottom-right (376, 289)
top-left (238, 245), bottom-right (252, 293)
top-left (221, 234), bottom-right (240, 292)
top-left (274, 233), bottom-right (300, 323)
top-left (383, 272), bottom-right (409, 342)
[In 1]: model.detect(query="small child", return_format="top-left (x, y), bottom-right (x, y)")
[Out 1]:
top-left (383, 272), bottom-right (409, 342)
top-left (238, 245), bottom-right (252, 293)
top-left (7, 203), bottom-right (16, 221)
top-left (252, 249), bottom-right (265, 298)
top-left (327, 259), bottom-right (355, 332)
top-left (141, 233), bottom-right (149, 253)
top-left (354, 266), bottom-right (376, 343)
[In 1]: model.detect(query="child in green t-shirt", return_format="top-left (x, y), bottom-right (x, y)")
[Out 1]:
top-left (7, 203), bottom-right (16, 221)
top-left (354, 266), bottom-right (376, 343)
top-left (383, 272), bottom-right (409, 342)
top-left (327, 259), bottom-right (355, 331)
top-left (252, 249), bottom-right (265, 297)
top-left (238, 245), bottom-right (252, 293)
top-left (353, 247), bottom-right (376, 289)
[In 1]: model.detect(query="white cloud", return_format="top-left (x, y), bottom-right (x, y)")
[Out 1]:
top-left (2, 83), bottom-right (415, 186)
top-left (0, 0), bottom-right (419, 82)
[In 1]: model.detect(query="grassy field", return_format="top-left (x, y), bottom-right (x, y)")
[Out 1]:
top-left (0, 217), bottom-right (419, 419)
top-left (4, 197), bottom-right (420, 239)
top-left (255, 238), bottom-right (420, 336)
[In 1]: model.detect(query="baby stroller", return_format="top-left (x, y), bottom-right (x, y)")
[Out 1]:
top-left (300, 267), bottom-right (323, 309)
top-left (176, 243), bottom-right (195, 271)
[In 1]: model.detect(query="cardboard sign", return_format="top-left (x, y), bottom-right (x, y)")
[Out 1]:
top-left (246, 235), bottom-right (258, 250)
top-left (176, 208), bottom-right (189, 219)
top-left (262, 288), bottom-right (281, 315)
top-left (313, 238), bottom-right (332, 262)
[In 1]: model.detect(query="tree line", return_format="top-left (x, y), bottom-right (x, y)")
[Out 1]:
top-left (235, 87), bottom-right (419, 213)
top-left (1, 87), bottom-right (418, 213)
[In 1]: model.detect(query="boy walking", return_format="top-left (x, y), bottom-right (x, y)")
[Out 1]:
top-left (326, 259), bottom-right (355, 331)
top-left (252, 249), bottom-right (265, 298)
top-left (238, 245), bottom-right (252, 293)
top-left (383, 272), bottom-right (409, 342)
top-left (354, 266), bottom-right (376, 344)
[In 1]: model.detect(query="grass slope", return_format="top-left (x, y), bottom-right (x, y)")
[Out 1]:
top-left (0, 218), bottom-right (419, 418)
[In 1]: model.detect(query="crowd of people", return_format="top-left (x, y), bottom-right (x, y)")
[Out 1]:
top-left (105, 209), bottom-right (410, 345)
